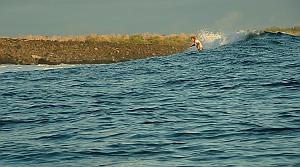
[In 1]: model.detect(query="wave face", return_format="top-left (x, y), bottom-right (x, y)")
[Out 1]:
top-left (0, 32), bottom-right (300, 166)
top-left (196, 30), bottom-right (296, 49)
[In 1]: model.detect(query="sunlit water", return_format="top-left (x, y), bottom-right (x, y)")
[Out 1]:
top-left (0, 32), bottom-right (299, 167)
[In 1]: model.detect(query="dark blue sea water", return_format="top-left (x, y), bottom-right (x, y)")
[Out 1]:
top-left (0, 32), bottom-right (300, 167)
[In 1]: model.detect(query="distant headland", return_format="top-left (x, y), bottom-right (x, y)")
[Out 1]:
top-left (264, 26), bottom-right (300, 36)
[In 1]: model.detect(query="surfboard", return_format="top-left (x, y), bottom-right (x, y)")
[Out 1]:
top-left (184, 46), bottom-right (203, 55)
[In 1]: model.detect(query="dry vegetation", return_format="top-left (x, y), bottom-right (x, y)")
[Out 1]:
top-left (12, 33), bottom-right (191, 45)
top-left (0, 33), bottom-right (190, 65)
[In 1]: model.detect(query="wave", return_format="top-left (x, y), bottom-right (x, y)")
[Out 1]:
top-left (242, 127), bottom-right (300, 135)
top-left (0, 64), bottom-right (77, 74)
top-left (196, 30), bottom-right (297, 49)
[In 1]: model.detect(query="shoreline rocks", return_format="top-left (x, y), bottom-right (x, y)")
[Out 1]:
top-left (0, 38), bottom-right (189, 65)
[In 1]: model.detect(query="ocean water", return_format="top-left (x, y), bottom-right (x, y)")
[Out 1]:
top-left (0, 32), bottom-right (299, 167)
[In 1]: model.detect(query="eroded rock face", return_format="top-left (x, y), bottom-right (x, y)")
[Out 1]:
top-left (0, 38), bottom-right (189, 65)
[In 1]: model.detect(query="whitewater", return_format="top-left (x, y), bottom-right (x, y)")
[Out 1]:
top-left (0, 31), bottom-right (299, 167)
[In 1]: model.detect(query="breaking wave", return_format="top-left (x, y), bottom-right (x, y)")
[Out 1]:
top-left (196, 30), bottom-right (291, 49)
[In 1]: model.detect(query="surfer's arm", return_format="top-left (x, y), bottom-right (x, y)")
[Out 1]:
top-left (190, 43), bottom-right (196, 47)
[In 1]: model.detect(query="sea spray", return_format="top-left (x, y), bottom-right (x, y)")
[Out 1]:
top-left (197, 30), bottom-right (263, 49)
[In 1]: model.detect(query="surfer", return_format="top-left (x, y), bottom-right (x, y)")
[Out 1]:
top-left (190, 36), bottom-right (203, 52)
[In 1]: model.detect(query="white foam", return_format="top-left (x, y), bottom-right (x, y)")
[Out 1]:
top-left (196, 30), bottom-right (260, 49)
top-left (0, 64), bottom-right (77, 74)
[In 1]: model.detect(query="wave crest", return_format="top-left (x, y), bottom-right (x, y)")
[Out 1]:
top-left (197, 30), bottom-right (264, 49)
top-left (197, 29), bottom-right (299, 50)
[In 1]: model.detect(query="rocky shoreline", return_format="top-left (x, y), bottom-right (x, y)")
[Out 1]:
top-left (0, 38), bottom-right (189, 65)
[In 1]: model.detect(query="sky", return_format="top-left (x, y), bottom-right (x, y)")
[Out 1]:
top-left (0, 0), bottom-right (299, 35)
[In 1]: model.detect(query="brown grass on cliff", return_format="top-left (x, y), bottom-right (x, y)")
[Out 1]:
top-left (12, 33), bottom-right (190, 45)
